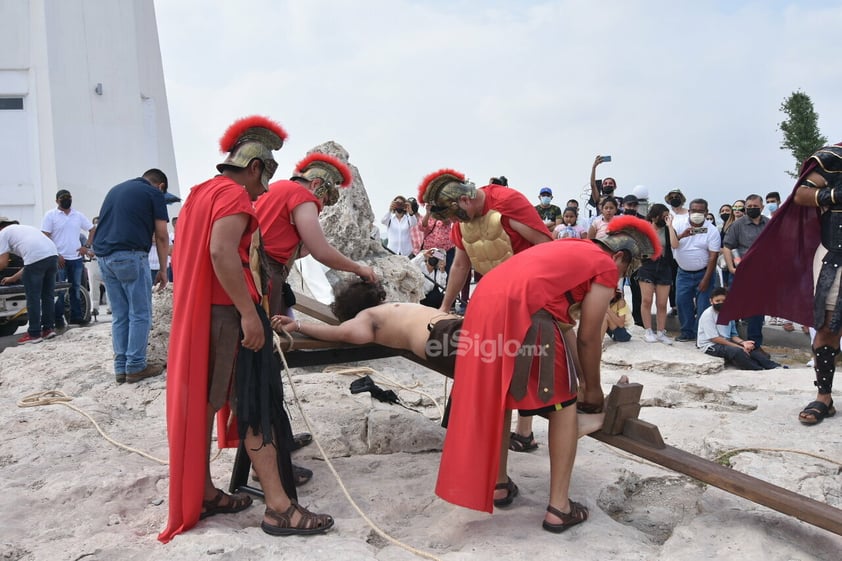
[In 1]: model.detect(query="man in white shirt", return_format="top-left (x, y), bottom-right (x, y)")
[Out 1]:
top-left (411, 248), bottom-right (448, 308)
top-left (668, 197), bottom-right (720, 342)
top-left (0, 218), bottom-right (60, 343)
top-left (42, 189), bottom-right (94, 326)
top-left (697, 287), bottom-right (781, 370)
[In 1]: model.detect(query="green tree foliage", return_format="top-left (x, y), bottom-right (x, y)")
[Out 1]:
top-left (779, 91), bottom-right (827, 178)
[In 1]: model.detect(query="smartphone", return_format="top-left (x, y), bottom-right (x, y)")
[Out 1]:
top-left (690, 227), bottom-right (708, 234)
top-left (601, 155), bottom-right (612, 162)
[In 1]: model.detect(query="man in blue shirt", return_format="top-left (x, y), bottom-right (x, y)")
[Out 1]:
top-left (92, 169), bottom-right (169, 384)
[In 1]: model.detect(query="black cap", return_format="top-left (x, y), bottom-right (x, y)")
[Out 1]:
top-left (623, 194), bottom-right (640, 205)
top-left (56, 189), bottom-right (71, 199)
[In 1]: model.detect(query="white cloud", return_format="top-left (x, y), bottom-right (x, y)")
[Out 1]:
top-left (154, 0), bottom-right (842, 216)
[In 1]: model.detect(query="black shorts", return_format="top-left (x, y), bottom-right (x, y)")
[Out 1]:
top-left (637, 259), bottom-right (673, 286)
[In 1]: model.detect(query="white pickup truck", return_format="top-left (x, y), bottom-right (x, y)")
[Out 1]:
top-left (0, 257), bottom-right (91, 336)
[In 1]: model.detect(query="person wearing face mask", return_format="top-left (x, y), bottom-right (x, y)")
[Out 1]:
top-left (255, 153), bottom-right (377, 318)
top-left (589, 155), bottom-right (617, 208)
top-left (41, 189), bottom-right (95, 327)
top-left (535, 187), bottom-right (563, 229)
top-left (418, 168), bottom-right (552, 454)
top-left (697, 287), bottom-right (782, 370)
top-left (381, 195), bottom-right (417, 256)
top-left (668, 198), bottom-right (721, 342)
top-left (664, 188), bottom-right (688, 216)
top-left (722, 194), bottom-right (768, 347)
top-left (764, 191), bottom-right (781, 218)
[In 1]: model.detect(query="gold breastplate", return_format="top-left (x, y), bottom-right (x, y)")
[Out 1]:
top-left (460, 210), bottom-right (514, 275)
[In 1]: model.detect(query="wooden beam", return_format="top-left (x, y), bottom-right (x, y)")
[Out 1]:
top-left (590, 383), bottom-right (842, 536)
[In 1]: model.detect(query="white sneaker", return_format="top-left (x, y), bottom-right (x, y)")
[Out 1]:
top-left (657, 330), bottom-right (673, 345)
top-left (644, 329), bottom-right (658, 343)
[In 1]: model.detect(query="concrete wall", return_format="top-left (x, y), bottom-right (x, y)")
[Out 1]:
top-left (0, 0), bottom-right (178, 227)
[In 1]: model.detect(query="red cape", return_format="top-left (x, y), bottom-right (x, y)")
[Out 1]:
top-left (435, 239), bottom-right (617, 512)
top-left (158, 176), bottom-right (257, 543)
top-left (719, 155), bottom-right (826, 327)
top-left (451, 184), bottom-right (552, 250)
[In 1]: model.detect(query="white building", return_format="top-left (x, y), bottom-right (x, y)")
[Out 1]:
top-left (0, 0), bottom-right (178, 227)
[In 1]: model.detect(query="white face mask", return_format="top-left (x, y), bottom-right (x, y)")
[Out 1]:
top-left (540, 196), bottom-right (552, 205)
top-left (690, 212), bottom-right (705, 225)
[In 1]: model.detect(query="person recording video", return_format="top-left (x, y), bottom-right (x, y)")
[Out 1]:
top-left (412, 248), bottom-right (447, 308)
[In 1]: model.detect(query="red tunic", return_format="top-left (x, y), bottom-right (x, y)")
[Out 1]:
top-left (159, 176), bottom-right (258, 543)
top-left (436, 239), bottom-right (618, 513)
top-left (451, 184), bottom-right (552, 251)
top-left (254, 179), bottom-right (321, 264)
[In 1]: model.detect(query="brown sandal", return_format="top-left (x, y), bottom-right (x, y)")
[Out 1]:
top-left (200, 488), bottom-right (253, 520)
top-left (261, 501), bottom-right (334, 536)
top-left (542, 501), bottom-right (588, 533)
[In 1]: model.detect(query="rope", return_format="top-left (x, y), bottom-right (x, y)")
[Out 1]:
top-left (715, 447), bottom-right (842, 467)
top-left (275, 330), bottom-right (443, 561)
top-left (17, 390), bottom-right (168, 465)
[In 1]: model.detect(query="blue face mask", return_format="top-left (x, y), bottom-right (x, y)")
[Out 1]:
top-left (540, 196), bottom-right (552, 205)
top-left (766, 202), bottom-right (778, 213)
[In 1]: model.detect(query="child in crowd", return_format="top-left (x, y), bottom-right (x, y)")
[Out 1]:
top-left (604, 289), bottom-right (631, 342)
top-left (553, 207), bottom-right (588, 239)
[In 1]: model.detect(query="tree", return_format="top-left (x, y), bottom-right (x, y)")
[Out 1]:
top-left (778, 90), bottom-right (827, 178)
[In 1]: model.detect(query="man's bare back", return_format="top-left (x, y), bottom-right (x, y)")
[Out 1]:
top-left (271, 303), bottom-right (459, 359)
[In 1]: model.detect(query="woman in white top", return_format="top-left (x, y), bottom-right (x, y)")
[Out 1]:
top-left (381, 196), bottom-right (418, 256)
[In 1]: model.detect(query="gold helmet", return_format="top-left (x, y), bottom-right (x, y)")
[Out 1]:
top-left (216, 115), bottom-right (288, 188)
top-left (594, 215), bottom-right (662, 274)
top-left (293, 153), bottom-right (352, 207)
top-left (417, 168), bottom-right (476, 221)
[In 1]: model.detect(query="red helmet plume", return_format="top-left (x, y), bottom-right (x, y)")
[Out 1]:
top-left (417, 168), bottom-right (465, 204)
top-left (295, 153), bottom-right (352, 187)
top-left (219, 115), bottom-right (287, 153)
top-left (605, 214), bottom-right (662, 261)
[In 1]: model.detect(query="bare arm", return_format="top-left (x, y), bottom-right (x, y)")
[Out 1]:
top-left (794, 171), bottom-right (828, 206)
top-left (210, 214), bottom-right (263, 351)
top-left (576, 282), bottom-right (614, 411)
top-left (153, 219), bottom-right (169, 291)
top-left (508, 219), bottom-right (552, 245)
top-left (589, 155), bottom-right (602, 204)
top-left (440, 248), bottom-right (470, 312)
top-left (293, 202), bottom-right (376, 282)
top-left (271, 313), bottom-right (376, 346)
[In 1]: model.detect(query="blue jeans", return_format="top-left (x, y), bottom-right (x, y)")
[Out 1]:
top-left (24, 256), bottom-right (58, 337)
top-left (98, 251), bottom-right (153, 374)
top-left (676, 268), bottom-right (716, 339)
top-left (55, 257), bottom-right (85, 322)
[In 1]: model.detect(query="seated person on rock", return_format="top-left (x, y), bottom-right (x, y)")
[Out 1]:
top-left (604, 289), bottom-right (631, 342)
top-left (697, 287), bottom-right (782, 370)
top-left (270, 279), bottom-right (609, 437)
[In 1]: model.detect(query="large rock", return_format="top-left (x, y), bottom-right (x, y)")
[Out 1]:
top-left (289, 140), bottom-right (425, 304)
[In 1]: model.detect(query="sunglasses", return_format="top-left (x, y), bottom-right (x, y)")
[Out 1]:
top-left (732, 206), bottom-right (745, 211)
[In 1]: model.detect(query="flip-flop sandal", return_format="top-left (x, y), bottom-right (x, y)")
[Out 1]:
top-left (798, 400), bottom-right (836, 425)
top-left (508, 431), bottom-right (538, 453)
top-left (493, 477), bottom-right (519, 508)
top-left (543, 501), bottom-right (588, 533)
top-left (261, 501), bottom-right (334, 536)
top-left (200, 488), bottom-right (253, 520)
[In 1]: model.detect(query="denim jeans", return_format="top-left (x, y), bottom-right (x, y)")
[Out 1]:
top-left (23, 256), bottom-right (58, 337)
top-left (676, 268), bottom-right (716, 339)
top-left (55, 257), bottom-right (85, 322)
top-left (98, 251), bottom-right (152, 374)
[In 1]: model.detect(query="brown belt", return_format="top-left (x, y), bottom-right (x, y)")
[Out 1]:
top-left (510, 309), bottom-right (558, 403)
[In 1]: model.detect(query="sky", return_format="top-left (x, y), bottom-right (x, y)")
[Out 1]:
top-left (153, 0), bottom-right (842, 220)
